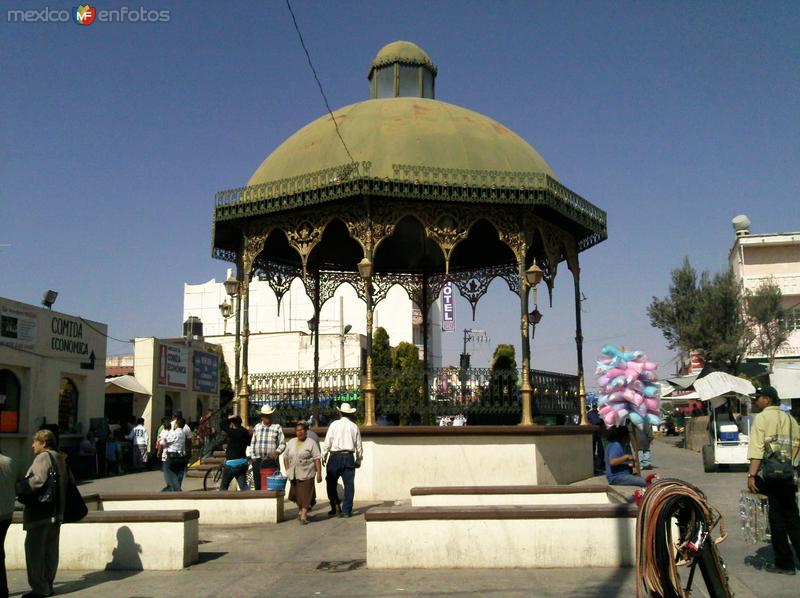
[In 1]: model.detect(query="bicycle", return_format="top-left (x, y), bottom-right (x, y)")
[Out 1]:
top-left (203, 461), bottom-right (255, 491)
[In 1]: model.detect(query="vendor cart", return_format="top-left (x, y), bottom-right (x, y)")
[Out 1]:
top-left (695, 372), bottom-right (756, 473)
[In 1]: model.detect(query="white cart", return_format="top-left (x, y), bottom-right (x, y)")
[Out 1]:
top-left (695, 372), bottom-right (756, 473)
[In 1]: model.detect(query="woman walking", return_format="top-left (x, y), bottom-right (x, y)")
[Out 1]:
top-left (284, 422), bottom-right (322, 524)
top-left (16, 429), bottom-right (68, 598)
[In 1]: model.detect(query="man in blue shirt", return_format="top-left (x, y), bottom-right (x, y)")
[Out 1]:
top-left (605, 425), bottom-right (646, 487)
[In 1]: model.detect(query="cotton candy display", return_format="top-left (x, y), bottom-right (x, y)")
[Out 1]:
top-left (595, 344), bottom-right (661, 430)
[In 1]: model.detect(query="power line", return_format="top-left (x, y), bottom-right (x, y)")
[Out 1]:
top-left (78, 317), bottom-right (132, 344)
top-left (285, 0), bottom-right (356, 167)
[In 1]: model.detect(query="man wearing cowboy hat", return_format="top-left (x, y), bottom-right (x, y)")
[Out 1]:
top-left (249, 405), bottom-right (285, 491)
top-left (322, 402), bottom-right (362, 518)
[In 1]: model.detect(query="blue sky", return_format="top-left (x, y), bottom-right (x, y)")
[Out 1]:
top-left (2, 1), bottom-right (798, 377)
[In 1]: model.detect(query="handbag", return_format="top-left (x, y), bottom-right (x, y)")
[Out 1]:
top-left (63, 476), bottom-right (88, 523)
top-left (18, 451), bottom-right (59, 506)
top-left (760, 413), bottom-right (795, 483)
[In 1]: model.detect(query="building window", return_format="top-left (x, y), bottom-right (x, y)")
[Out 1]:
top-left (164, 395), bottom-right (173, 419)
top-left (58, 377), bottom-right (79, 432)
top-left (0, 369), bottom-right (21, 433)
top-left (780, 307), bottom-right (800, 331)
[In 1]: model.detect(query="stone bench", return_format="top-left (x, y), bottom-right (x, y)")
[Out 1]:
top-left (7, 509), bottom-right (199, 570)
top-left (94, 490), bottom-right (284, 525)
top-left (366, 503), bottom-right (637, 569)
top-left (410, 484), bottom-right (627, 507)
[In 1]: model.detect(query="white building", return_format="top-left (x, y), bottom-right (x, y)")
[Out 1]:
top-left (729, 215), bottom-right (800, 407)
top-left (0, 296), bottom-right (107, 475)
top-left (105, 337), bottom-right (222, 449)
top-left (182, 271), bottom-right (442, 389)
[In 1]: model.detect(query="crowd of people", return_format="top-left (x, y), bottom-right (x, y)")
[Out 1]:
top-left (210, 402), bottom-right (362, 523)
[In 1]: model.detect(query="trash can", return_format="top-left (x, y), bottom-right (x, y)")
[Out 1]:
top-left (260, 467), bottom-right (278, 491)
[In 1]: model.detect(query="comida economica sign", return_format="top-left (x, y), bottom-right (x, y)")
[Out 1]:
top-left (0, 297), bottom-right (106, 362)
top-left (158, 343), bottom-right (188, 389)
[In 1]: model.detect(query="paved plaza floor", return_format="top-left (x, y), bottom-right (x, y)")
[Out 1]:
top-left (7, 436), bottom-right (797, 597)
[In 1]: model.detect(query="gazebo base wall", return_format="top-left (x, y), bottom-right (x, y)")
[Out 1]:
top-left (304, 426), bottom-right (594, 501)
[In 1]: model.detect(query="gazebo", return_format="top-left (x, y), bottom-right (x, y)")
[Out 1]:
top-left (211, 41), bottom-right (607, 427)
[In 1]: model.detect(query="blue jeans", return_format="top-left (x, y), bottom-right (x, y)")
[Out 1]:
top-left (163, 459), bottom-right (185, 491)
top-left (326, 452), bottom-right (356, 514)
top-left (638, 449), bottom-right (652, 468)
top-left (608, 472), bottom-right (646, 487)
top-left (251, 458), bottom-right (279, 490)
top-left (221, 463), bottom-right (249, 491)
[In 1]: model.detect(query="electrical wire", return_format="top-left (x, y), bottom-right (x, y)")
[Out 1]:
top-left (285, 0), bottom-right (356, 167)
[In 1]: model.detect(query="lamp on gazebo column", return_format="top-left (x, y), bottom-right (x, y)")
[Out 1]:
top-left (222, 272), bottom-right (242, 417)
top-left (520, 260), bottom-right (544, 426)
top-left (358, 257), bottom-right (376, 426)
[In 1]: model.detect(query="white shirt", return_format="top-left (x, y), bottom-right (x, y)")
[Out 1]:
top-left (164, 428), bottom-right (187, 456)
top-left (127, 424), bottom-right (149, 446)
top-left (322, 417), bottom-right (363, 462)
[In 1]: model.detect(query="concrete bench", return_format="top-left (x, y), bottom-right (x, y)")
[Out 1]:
top-left (94, 490), bottom-right (284, 525)
top-left (366, 503), bottom-right (637, 569)
top-left (410, 484), bottom-right (627, 507)
top-left (7, 509), bottom-right (199, 570)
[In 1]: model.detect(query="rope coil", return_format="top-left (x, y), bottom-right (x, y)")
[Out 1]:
top-left (636, 478), bottom-right (732, 598)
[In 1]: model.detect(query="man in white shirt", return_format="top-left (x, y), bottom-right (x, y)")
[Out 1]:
top-left (322, 403), bottom-right (362, 518)
top-left (126, 417), bottom-right (149, 470)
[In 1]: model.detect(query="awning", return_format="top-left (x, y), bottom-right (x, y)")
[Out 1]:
top-left (770, 364), bottom-right (800, 400)
top-left (694, 372), bottom-right (755, 408)
top-left (667, 373), bottom-right (700, 389)
top-left (665, 391), bottom-right (700, 403)
top-left (105, 375), bottom-right (150, 395)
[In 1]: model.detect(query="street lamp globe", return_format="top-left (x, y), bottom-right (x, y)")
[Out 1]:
top-left (357, 257), bottom-right (373, 279)
top-left (525, 260), bottom-right (544, 287)
top-left (219, 300), bottom-right (232, 319)
top-left (223, 274), bottom-right (239, 297)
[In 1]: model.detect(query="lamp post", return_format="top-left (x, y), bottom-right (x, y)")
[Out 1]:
top-left (340, 322), bottom-right (353, 390)
top-left (307, 314), bottom-right (319, 425)
top-left (358, 256), bottom-right (376, 426)
top-left (222, 272), bottom-right (241, 417)
top-left (520, 260), bottom-right (544, 426)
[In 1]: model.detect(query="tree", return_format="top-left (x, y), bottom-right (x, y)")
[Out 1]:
top-left (372, 327), bottom-right (393, 414)
top-left (489, 344), bottom-right (518, 401)
top-left (392, 341), bottom-right (423, 425)
top-left (648, 258), bottom-right (753, 373)
top-left (746, 279), bottom-right (791, 373)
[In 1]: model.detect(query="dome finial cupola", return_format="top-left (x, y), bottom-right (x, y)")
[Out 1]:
top-left (368, 41), bottom-right (436, 100)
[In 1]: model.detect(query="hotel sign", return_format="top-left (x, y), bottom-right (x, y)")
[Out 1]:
top-left (441, 282), bottom-right (455, 332)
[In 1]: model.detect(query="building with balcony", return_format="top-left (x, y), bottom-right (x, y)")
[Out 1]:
top-left (729, 215), bottom-right (800, 407)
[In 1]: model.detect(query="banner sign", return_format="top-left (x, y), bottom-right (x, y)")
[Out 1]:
top-left (441, 282), bottom-right (455, 332)
top-left (192, 351), bottom-right (219, 394)
top-left (158, 344), bottom-right (188, 389)
top-left (0, 303), bottom-right (37, 351)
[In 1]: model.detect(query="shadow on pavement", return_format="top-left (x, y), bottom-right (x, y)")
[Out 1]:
top-left (52, 570), bottom-right (141, 595)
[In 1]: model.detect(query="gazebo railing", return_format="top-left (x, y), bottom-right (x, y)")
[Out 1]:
top-left (246, 367), bottom-right (579, 426)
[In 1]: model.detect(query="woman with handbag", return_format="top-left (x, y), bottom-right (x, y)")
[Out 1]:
top-left (162, 417), bottom-right (189, 492)
top-left (15, 429), bottom-right (67, 598)
top-left (284, 421), bottom-right (322, 524)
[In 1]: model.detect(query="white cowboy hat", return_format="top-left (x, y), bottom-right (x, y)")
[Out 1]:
top-left (260, 405), bottom-right (276, 415)
top-left (337, 402), bottom-right (357, 414)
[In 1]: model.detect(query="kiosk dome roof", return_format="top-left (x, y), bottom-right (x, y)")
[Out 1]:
top-left (247, 97), bottom-right (555, 186)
